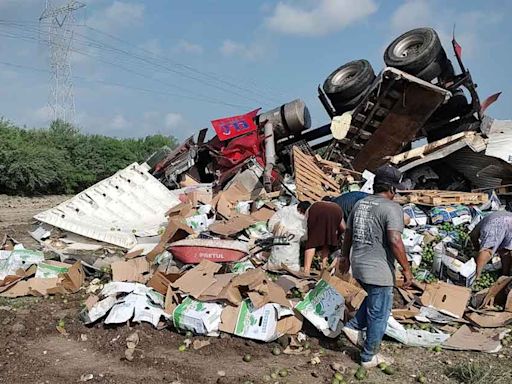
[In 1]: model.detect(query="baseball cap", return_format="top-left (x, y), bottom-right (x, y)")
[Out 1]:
top-left (373, 164), bottom-right (407, 190)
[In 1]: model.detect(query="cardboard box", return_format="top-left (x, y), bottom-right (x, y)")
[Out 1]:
top-left (0, 261), bottom-right (84, 297)
top-left (111, 257), bottom-right (151, 283)
top-left (147, 271), bottom-right (181, 295)
top-left (420, 281), bottom-right (471, 319)
top-left (83, 282), bottom-right (166, 327)
top-left (294, 279), bottom-right (345, 338)
top-left (443, 324), bottom-right (507, 352)
top-left (228, 268), bottom-right (291, 309)
top-left (220, 299), bottom-right (302, 342)
top-left (250, 203), bottom-right (276, 222)
top-left (172, 296), bottom-right (222, 336)
top-left (186, 189), bottom-right (213, 207)
top-left (0, 249), bottom-right (44, 281)
top-left (466, 311), bottom-right (512, 328)
top-left (146, 218), bottom-right (194, 262)
top-left (439, 253), bottom-right (476, 287)
top-left (171, 259), bottom-right (221, 298)
top-left (325, 272), bottom-right (366, 311)
top-left (209, 215), bottom-right (257, 236)
top-left (197, 273), bottom-right (236, 302)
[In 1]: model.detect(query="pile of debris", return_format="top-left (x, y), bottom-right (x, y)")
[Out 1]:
top-left (1, 26), bottom-right (512, 354)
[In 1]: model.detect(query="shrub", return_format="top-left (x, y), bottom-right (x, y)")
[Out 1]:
top-left (0, 118), bottom-right (177, 195)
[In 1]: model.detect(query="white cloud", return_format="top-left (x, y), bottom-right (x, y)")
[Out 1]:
top-left (265, 0), bottom-right (378, 36)
top-left (88, 1), bottom-right (144, 32)
top-left (109, 114), bottom-right (130, 130)
top-left (164, 112), bottom-right (184, 128)
top-left (389, 1), bottom-right (504, 58)
top-left (390, 0), bottom-right (432, 33)
top-left (175, 40), bottom-right (204, 55)
top-left (220, 39), bottom-right (266, 61)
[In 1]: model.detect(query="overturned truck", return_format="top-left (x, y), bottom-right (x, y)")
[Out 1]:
top-left (150, 27), bottom-right (510, 199)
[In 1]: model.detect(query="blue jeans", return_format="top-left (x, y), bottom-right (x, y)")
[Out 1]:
top-left (345, 282), bottom-right (393, 362)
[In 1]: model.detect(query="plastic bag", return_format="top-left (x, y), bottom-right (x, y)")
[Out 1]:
top-left (267, 205), bottom-right (306, 271)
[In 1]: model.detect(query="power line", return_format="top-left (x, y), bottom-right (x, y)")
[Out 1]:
top-left (0, 26), bottom-right (254, 109)
top-left (84, 25), bottom-right (290, 102)
top-left (0, 22), bottom-right (272, 108)
top-left (0, 18), bottom-right (290, 103)
top-left (0, 60), bottom-right (252, 109)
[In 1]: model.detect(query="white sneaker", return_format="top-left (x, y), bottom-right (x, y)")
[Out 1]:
top-left (361, 353), bottom-right (395, 368)
top-left (342, 326), bottom-right (364, 347)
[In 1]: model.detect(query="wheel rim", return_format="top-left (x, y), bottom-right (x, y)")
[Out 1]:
top-left (393, 35), bottom-right (424, 58)
top-left (331, 66), bottom-right (358, 85)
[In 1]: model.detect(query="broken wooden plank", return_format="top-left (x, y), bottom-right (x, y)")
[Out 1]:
top-left (400, 190), bottom-right (488, 206)
top-left (387, 132), bottom-right (468, 165)
top-left (293, 147), bottom-right (340, 202)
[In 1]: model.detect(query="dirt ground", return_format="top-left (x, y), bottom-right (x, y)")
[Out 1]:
top-left (1, 195), bottom-right (512, 384)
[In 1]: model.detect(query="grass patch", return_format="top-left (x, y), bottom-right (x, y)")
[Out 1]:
top-left (446, 362), bottom-right (512, 384)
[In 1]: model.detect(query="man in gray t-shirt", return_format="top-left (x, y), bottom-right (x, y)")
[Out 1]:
top-left (349, 194), bottom-right (404, 286)
top-left (339, 164), bottom-right (413, 368)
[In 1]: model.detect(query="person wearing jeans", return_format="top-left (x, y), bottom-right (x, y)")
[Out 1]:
top-left (339, 164), bottom-right (413, 368)
top-left (344, 283), bottom-right (393, 362)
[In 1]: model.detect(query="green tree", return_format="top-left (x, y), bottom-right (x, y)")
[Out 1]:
top-left (0, 118), bottom-right (178, 195)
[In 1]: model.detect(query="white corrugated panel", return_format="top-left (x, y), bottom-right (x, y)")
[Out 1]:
top-left (34, 163), bottom-right (180, 248)
top-left (485, 119), bottom-right (512, 164)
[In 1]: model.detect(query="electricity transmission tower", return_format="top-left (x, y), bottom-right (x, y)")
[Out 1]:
top-left (39, 0), bottom-right (85, 124)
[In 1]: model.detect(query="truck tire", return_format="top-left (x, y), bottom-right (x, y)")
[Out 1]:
top-left (415, 58), bottom-right (444, 81)
top-left (323, 59), bottom-right (375, 102)
top-left (330, 84), bottom-right (372, 114)
top-left (384, 28), bottom-right (442, 73)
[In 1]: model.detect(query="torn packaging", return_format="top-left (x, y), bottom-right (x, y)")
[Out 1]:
top-left (466, 311), bottom-right (512, 328)
top-left (171, 260), bottom-right (221, 299)
top-left (295, 279), bottom-right (345, 338)
top-left (443, 325), bottom-right (508, 353)
top-left (111, 257), bottom-right (151, 283)
top-left (250, 205), bottom-right (276, 222)
top-left (166, 202), bottom-right (194, 218)
top-left (228, 268), bottom-right (291, 309)
top-left (214, 180), bottom-right (261, 219)
top-left (83, 282), bottom-right (166, 327)
top-left (219, 299), bottom-right (302, 342)
top-left (293, 272), bottom-right (364, 338)
top-left (327, 271), bottom-right (366, 311)
top-left (147, 271), bottom-right (181, 296)
top-left (0, 261), bottom-right (84, 297)
top-left (386, 316), bottom-right (449, 347)
top-left (209, 214), bottom-right (257, 236)
top-left (0, 248), bottom-right (44, 280)
top-left (198, 273), bottom-right (237, 302)
top-left (145, 218), bottom-right (194, 263)
top-left (0, 264), bottom-right (37, 294)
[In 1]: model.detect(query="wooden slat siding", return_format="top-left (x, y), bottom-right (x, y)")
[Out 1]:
top-left (293, 147), bottom-right (341, 202)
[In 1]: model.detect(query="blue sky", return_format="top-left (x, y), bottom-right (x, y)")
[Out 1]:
top-left (0, 0), bottom-right (510, 140)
